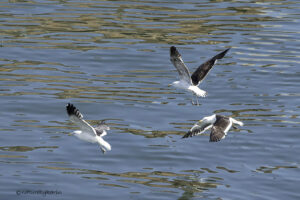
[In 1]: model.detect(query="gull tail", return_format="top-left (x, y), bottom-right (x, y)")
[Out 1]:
top-left (96, 136), bottom-right (111, 153)
top-left (188, 86), bottom-right (207, 97)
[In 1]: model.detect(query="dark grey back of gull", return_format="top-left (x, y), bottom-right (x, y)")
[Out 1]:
top-left (209, 115), bottom-right (230, 142)
top-left (191, 48), bottom-right (230, 86)
top-left (95, 120), bottom-right (110, 136)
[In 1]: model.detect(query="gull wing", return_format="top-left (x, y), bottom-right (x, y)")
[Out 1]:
top-left (209, 126), bottom-right (226, 142)
top-left (66, 103), bottom-right (96, 137)
top-left (182, 121), bottom-right (213, 138)
top-left (209, 115), bottom-right (230, 142)
top-left (170, 46), bottom-right (192, 85)
top-left (230, 118), bottom-right (244, 127)
top-left (191, 48), bottom-right (230, 86)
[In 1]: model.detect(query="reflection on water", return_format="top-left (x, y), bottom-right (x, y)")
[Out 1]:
top-left (119, 127), bottom-right (181, 138)
top-left (1, 0), bottom-right (300, 199)
top-left (0, 146), bottom-right (58, 152)
top-left (38, 165), bottom-right (222, 197)
top-left (255, 165), bottom-right (298, 174)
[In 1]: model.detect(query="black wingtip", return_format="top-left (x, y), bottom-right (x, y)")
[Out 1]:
top-left (66, 103), bottom-right (74, 116)
top-left (182, 131), bottom-right (192, 139)
top-left (170, 46), bottom-right (180, 57)
top-left (214, 48), bottom-right (231, 60)
top-left (66, 103), bottom-right (82, 118)
top-left (223, 48), bottom-right (231, 55)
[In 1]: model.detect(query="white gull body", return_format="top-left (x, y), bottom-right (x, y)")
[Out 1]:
top-left (171, 81), bottom-right (207, 98)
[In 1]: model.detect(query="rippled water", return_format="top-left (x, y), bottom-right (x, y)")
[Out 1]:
top-left (1, 0), bottom-right (300, 199)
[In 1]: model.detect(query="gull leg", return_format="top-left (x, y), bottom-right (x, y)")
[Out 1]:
top-left (232, 125), bottom-right (238, 130)
top-left (191, 93), bottom-right (195, 105)
top-left (196, 96), bottom-right (199, 106)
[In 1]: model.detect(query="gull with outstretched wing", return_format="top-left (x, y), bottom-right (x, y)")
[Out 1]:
top-left (183, 114), bottom-right (243, 142)
top-left (66, 103), bottom-right (111, 153)
top-left (170, 46), bottom-right (230, 105)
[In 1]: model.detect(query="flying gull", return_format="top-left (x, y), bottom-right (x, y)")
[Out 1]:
top-left (182, 114), bottom-right (243, 142)
top-left (170, 46), bottom-right (230, 105)
top-left (66, 103), bottom-right (111, 153)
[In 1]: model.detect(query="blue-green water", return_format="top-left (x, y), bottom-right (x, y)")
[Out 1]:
top-left (0, 0), bottom-right (300, 199)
